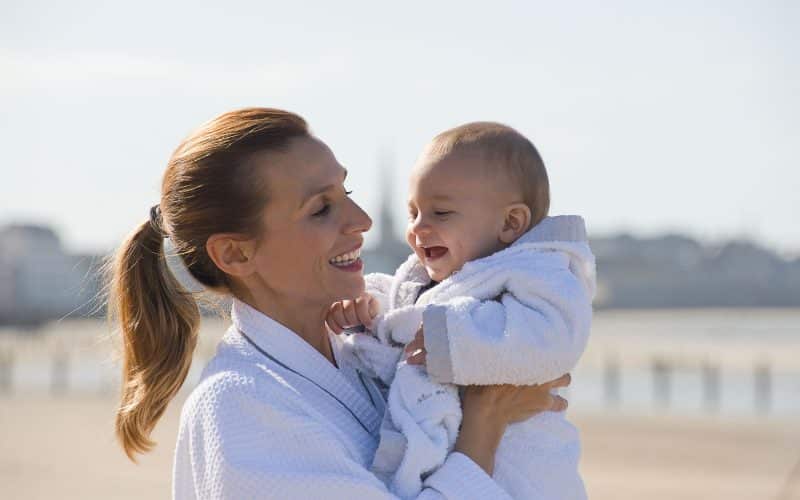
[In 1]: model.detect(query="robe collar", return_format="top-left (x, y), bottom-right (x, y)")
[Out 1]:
top-left (230, 298), bottom-right (383, 436)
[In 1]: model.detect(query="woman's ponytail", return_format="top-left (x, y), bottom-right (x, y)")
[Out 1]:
top-left (110, 219), bottom-right (199, 460)
top-left (109, 107), bottom-right (309, 460)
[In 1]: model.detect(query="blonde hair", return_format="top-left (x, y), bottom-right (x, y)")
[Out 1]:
top-left (423, 122), bottom-right (550, 226)
top-left (109, 108), bottom-right (309, 460)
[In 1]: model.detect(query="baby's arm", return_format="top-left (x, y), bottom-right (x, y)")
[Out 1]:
top-left (423, 267), bottom-right (593, 386)
top-left (325, 273), bottom-right (404, 385)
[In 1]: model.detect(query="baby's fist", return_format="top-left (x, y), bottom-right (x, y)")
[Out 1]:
top-left (326, 293), bottom-right (380, 334)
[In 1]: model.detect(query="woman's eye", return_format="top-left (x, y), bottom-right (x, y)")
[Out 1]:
top-left (345, 189), bottom-right (353, 195)
top-left (312, 203), bottom-right (331, 217)
top-left (434, 211), bottom-right (452, 216)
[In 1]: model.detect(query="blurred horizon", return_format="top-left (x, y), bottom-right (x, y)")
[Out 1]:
top-left (2, 215), bottom-right (800, 328)
top-left (4, 214), bottom-right (800, 259)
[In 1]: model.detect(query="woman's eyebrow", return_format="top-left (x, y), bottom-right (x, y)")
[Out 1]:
top-left (298, 168), bottom-right (348, 209)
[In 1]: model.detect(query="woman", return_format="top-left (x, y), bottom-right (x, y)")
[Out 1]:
top-left (109, 108), bottom-right (571, 499)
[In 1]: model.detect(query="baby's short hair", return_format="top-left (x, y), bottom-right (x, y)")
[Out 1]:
top-left (423, 122), bottom-right (550, 226)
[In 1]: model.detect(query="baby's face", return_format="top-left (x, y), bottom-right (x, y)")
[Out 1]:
top-left (406, 151), bottom-right (510, 282)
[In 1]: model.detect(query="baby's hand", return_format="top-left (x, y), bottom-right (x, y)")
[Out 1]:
top-left (404, 326), bottom-right (426, 365)
top-left (326, 293), bottom-right (380, 334)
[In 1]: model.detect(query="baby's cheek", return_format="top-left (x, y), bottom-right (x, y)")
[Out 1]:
top-left (404, 231), bottom-right (415, 251)
top-left (467, 234), bottom-right (500, 262)
top-left (449, 244), bottom-right (471, 271)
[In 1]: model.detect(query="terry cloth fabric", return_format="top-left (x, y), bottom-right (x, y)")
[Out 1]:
top-left (173, 298), bottom-right (514, 499)
top-left (345, 215), bottom-right (596, 499)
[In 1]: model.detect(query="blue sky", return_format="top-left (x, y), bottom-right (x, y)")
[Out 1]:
top-left (1, 1), bottom-right (798, 255)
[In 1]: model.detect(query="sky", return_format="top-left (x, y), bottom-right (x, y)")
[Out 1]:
top-left (1, 1), bottom-right (798, 256)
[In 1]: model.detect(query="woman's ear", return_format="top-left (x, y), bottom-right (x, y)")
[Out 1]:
top-left (499, 203), bottom-right (532, 244)
top-left (206, 234), bottom-right (258, 278)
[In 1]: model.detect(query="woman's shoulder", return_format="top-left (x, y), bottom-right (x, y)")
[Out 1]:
top-left (179, 329), bottom-right (308, 430)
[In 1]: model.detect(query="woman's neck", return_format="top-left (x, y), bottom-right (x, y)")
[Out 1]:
top-left (237, 288), bottom-right (335, 366)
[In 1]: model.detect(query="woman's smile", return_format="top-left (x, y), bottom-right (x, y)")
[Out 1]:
top-left (329, 244), bottom-right (364, 272)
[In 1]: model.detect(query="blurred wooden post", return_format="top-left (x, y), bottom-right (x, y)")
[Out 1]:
top-left (701, 361), bottom-right (720, 412)
top-left (754, 362), bottom-right (771, 414)
top-left (652, 358), bottom-right (671, 409)
top-left (604, 355), bottom-right (621, 407)
top-left (0, 349), bottom-right (12, 394)
top-left (51, 349), bottom-right (69, 396)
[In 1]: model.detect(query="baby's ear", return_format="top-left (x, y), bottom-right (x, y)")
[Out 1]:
top-left (499, 203), bottom-right (531, 244)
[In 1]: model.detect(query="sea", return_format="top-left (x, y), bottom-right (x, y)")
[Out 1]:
top-left (1, 308), bottom-right (798, 418)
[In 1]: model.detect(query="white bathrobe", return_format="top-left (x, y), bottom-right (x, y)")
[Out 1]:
top-left (345, 215), bottom-right (596, 499)
top-left (173, 299), bottom-right (515, 499)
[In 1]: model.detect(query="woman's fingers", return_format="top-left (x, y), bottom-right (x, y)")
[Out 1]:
top-left (405, 348), bottom-right (426, 365)
top-left (403, 326), bottom-right (426, 365)
top-left (403, 344), bottom-right (426, 365)
top-left (550, 395), bottom-right (568, 412)
top-left (505, 383), bottom-right (569, 423)
top-left (545, 373), bottom-right (571, 390)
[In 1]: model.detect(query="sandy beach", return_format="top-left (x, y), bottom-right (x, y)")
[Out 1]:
top-left (2, 312), bottom-right (798, 498)
top-left (2, 395), bottom-right (798, 500)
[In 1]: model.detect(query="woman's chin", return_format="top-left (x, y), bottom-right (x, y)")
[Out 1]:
top-left (329, 272), bottom-right (365, 300)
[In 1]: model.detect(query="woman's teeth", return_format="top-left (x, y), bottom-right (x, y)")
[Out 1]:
top-left (329, 248), bottom-right (361, 266)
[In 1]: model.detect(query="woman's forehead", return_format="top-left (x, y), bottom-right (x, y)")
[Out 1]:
top-left (259, 137), bottom-right (346, 204)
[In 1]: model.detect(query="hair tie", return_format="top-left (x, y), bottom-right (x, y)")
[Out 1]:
top-left (149, 204), bottom-right (166, 237)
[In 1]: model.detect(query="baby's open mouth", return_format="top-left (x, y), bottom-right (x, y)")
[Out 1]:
top-left (423, 246), bottom-right (448, 260)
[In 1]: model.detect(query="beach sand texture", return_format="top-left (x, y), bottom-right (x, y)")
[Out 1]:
top-left (1, 396), bottom-right (798, 500)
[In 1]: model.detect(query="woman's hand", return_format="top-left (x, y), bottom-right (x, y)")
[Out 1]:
top-left (404, 326), bottom-right (426, 365)
top-left (462, 374), bottom-right (570, 424)
top-left (325, 293), bottom-right (380, 333)
top-left (454, 374), bottom-right (571, 475)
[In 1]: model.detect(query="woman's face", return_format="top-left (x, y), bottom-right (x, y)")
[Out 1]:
top-left (248, 136), bottom-right (372, 309)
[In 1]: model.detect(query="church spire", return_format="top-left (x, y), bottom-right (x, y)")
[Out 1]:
top-left (378, 148), bottom-right (396, 246)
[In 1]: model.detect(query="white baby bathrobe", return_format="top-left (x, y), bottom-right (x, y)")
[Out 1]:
top-left (345, 215), bottom-right (597, 499)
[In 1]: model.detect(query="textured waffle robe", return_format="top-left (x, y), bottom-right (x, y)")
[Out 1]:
top-left (173, 298), bottom-right (519, 499)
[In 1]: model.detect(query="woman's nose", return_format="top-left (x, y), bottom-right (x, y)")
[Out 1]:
top-left (344, 198), bottom-right (373, 234)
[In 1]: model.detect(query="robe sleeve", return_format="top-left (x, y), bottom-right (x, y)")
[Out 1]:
top-left (423, 264), bottom-right (592, 386)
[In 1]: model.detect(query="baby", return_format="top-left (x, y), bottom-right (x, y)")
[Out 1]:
top-left (328, 122), bottom-right (596, 499)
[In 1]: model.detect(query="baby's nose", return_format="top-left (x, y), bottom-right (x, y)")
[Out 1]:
top-left (411, 220), bottom-right (432, 235)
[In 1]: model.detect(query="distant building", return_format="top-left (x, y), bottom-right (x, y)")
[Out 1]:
top-left (361, 158), bottom-right (412, 275)
top-left (0, 225), bottom-right (103, 325)
top-left (2, 209), bottom-right (799, 326)
top-left (361, 213), bottom-right (800, 309)
top-left (591, 234), bottom-right (800, 308)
